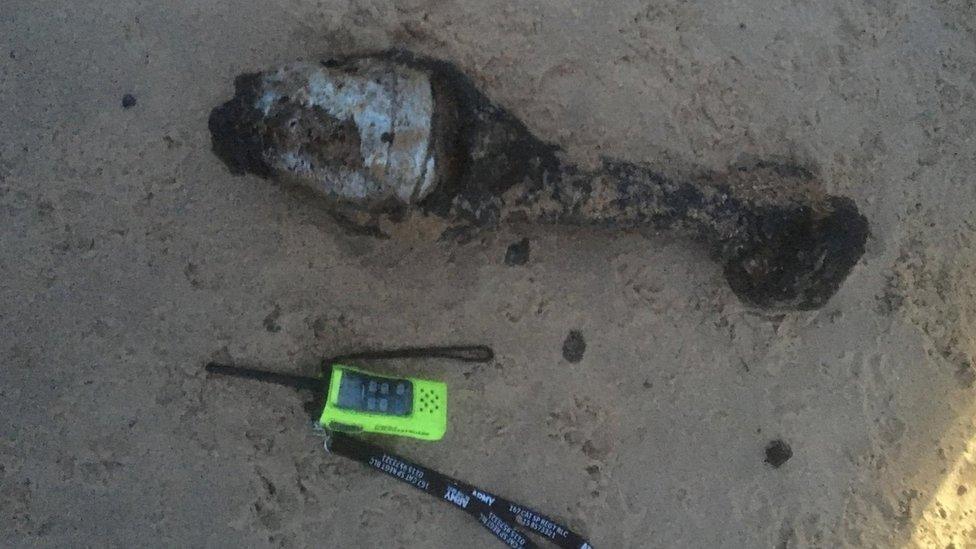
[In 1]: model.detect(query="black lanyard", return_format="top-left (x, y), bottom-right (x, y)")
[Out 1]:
top-left (326, 432), bottom-right (593, 549)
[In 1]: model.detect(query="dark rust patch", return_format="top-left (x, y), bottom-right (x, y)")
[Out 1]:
top-left (264, 104), bottom-right (363, 171)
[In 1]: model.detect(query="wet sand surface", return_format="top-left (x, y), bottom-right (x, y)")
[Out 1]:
top-left (2, 1), bottom-right (975, 546)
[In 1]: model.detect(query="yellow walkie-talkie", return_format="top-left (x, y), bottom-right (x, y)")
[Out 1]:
top-left (318, 364), bottom-right (448, 440)
top-left (205, 345), bottom-right (490, 441)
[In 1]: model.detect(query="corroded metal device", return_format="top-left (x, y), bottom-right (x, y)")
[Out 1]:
top-left (209, 51), bottom-right (869, 310)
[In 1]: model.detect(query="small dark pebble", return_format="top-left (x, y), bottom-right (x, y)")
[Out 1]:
top-left (122, 94), bottom-right (137, 109)
top-left (562, 330), bottom-right (586, 363)
top-left (504, 237), bottom-right (531, 266)
top-left (765, 439), bottom-right (793, 468)
top-left (262, 305), bottom-right (282, 333)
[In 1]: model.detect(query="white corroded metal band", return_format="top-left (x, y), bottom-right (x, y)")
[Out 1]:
top-left (255, 60), bottom-right (437, 205)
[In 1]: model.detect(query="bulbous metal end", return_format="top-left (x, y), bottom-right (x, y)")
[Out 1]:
top-left (722, 195), bottom-right (869, 310)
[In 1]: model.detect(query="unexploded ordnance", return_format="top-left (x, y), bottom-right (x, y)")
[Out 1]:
top-left (209, 51), bottom-right (869, 310)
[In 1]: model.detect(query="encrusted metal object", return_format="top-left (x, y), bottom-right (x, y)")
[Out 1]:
top-left (209, 51), bottom-right (869, 310)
